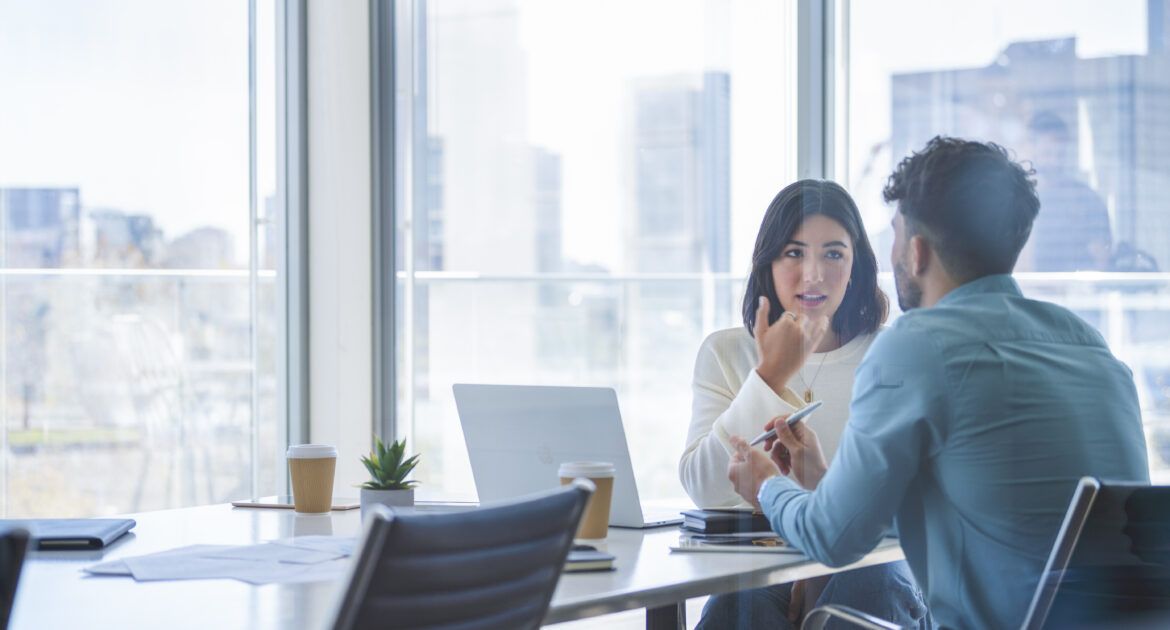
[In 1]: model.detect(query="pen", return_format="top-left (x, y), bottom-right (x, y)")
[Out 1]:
top-left (747, 400), bottom-right (823, 447)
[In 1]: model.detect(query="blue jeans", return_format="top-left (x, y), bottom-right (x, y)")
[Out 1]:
top-left (695, 561), bottom-right (930, 629)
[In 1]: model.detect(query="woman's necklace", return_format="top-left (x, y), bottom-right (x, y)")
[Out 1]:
top-left (796, 332), bottom-right (839, 403)
top-left (796, 351), bottom-right (829, 403)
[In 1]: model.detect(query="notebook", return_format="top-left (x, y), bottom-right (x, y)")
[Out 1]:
top-left (564, 544), bottom-right (616, 572)
top-left (680, 509), bottom-right (771, 534)
top-left (0, 519), bottom-right (136, 550)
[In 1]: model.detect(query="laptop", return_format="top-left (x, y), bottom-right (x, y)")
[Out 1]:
top-left (453, 384), bottom-right (684, 528)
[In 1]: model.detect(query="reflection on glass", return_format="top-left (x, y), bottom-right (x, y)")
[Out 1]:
top-left (851, 0), bottom-right (1170, 480)
top-left (1025, 111), bottom-right (1112, 272)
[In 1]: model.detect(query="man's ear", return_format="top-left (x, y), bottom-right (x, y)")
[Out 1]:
top-left (909, 234), bottom-right (931, 277)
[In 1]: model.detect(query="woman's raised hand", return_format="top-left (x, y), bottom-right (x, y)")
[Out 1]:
top-left (753, 296), bottom-right (829, 393)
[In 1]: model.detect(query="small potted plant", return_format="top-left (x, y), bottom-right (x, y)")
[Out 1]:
top-left (359, 437), bottom-right (420, 511)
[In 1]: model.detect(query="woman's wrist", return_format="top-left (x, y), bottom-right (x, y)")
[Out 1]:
top-left (756, 363), bottom-right (794, 395)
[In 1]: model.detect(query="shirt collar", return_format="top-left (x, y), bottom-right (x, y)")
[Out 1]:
top-left (936, 273), bottom-right (1022, 306)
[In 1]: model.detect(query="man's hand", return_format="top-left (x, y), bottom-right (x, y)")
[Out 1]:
top-left (754, 297), bottom-right (829, 394)
top-left (727, 436), bottom-right (781, 509)
top-left (763, 415), bottom-right (829, 490)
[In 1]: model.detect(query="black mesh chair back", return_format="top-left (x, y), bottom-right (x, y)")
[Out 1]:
top-left (0, 527), bottom-right (29, 630)
top-left (1027, 478), bottom-right (1170, 629)
top-left (332, 480), bottom-right (593, 630)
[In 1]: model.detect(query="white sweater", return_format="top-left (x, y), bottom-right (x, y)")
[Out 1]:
top-left (679, 326), bottom-right (880, 508)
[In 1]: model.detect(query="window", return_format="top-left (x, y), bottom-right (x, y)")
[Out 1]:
top-left (847, 0), bottom-right (1170, 478)
top-left (390, 0), bottom-right (797, 502)
top-left (0, 0), bottom-right (286, 516)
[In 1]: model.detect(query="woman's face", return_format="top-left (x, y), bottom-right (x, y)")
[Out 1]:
top-left (771, 214), bottom-right (854, 319)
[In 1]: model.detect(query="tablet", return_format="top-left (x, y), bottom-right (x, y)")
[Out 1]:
top-left (669, 535), bottom-right (803, 554)
top-left (231, 495), bottom-right (360, 510)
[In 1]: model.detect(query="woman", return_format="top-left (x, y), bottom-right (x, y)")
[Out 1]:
top-left (679, 180), bottom-right (928, 629)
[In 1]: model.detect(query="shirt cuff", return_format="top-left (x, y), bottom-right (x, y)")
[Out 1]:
top-left (712, 370), bottom-right (803, 455)
top-left (757, 474), bottom-right (802, 509)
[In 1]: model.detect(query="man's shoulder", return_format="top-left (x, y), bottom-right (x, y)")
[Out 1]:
top-left (882, 307), bottom-right (961, 344)
top-left (865, 313), bottom-right (948, 365)
top-left (884, 292), bottom-right (1108, 353)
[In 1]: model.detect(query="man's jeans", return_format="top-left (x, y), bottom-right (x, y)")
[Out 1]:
top-left (695, 561), bottom-right (931, 629)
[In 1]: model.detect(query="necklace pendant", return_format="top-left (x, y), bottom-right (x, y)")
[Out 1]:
top-left (803, 389), bottom-right (813, 404)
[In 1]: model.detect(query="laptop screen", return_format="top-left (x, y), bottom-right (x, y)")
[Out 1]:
top-left (453, 383), bottom-right (651, 527)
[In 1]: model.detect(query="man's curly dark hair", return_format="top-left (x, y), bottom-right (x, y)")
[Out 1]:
top-left (883, 136), bottom-right (1039, 282)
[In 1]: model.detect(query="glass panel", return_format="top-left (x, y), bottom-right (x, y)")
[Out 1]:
top-left (0, 0), bottom-right (282, 516)
top-left (394, 0), bottom-right (797, 502)
top-left (848, 0), bottom-right (1170, 479)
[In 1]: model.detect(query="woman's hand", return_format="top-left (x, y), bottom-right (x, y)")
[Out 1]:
top-left (726, 436), bottom-right (781, 510)
top-left (764, 415), bottom-right (829, 490)
top-left (754, 296), bottom-right (829, 394)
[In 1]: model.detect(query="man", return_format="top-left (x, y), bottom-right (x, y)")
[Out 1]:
top-left (1023, 111), bottom-right (1112, 271)
top-left (727, 137), bottom-right (1148, 629)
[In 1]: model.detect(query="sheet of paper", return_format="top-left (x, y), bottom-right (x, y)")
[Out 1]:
top-left (124, 552), bottom-right (350, 584)
top-left (85, 536), bottom-right (357, 584)
top-left (84, 545), bottom-right (238, 577)
top-left (202, 543), bottom-right (342, 565)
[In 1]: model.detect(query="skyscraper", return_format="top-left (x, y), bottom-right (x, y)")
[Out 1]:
top-left (627, 72), bottom-right (731, 276)
top-left (625, 71), bottom-right (731, 387)
top-left (0, 187), bottom-right (81, 267)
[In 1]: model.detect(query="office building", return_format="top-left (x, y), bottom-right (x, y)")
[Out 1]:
top-left (89, 208), bottom-right (164, 268)
top-left (0, 187), bottom-right (81, 268)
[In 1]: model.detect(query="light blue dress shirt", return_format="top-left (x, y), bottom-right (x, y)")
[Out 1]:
top-left (758, 274), bottom-right (1149, 630)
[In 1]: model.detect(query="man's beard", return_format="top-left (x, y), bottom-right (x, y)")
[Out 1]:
top-left (894, 259), bottom-right (923, 311)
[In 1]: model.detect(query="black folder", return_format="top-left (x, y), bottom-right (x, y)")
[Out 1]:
top-left (0, 519), bottom-right (136, 550)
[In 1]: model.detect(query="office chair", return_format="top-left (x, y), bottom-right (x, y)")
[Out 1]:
top-left (803, 477), bottom-right (1170, 630)
top-left (1033, 478), bottom-right (1170, 628)
top-left (331, 479), bottom-right (593, 630)
top-left (0, 527), bottom-right (30, 630)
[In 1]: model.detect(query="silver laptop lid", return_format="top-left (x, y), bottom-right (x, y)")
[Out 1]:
top-left (453, 384), bottom-right (647, 527)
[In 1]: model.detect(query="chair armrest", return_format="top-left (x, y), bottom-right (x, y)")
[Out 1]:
top-left (802, 604), bottom-right (904, 630)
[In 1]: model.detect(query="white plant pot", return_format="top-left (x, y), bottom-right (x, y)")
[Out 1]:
top-left (360, 487), bottom-right (415, 513)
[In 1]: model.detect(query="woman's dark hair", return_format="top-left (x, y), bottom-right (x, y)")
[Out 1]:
top-left (742, 180), bottom-right (888, 342)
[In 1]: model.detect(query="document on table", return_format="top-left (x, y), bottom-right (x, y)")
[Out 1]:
top-left (84, 536), bottom-right (357, 585)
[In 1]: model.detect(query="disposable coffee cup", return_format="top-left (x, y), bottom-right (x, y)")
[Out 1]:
top-left (287, 444), bottom-right (338, 514)
top-left (559, 461), bottom-right (615, 539)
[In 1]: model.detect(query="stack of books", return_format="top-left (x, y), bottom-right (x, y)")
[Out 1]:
top-left (674, 509), bottom-right (789, 552)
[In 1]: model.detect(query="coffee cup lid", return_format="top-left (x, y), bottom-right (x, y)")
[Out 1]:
top-left (557, 461), bottom-right (615, 477)
top-left (286, 444), bottom-right (338, 459)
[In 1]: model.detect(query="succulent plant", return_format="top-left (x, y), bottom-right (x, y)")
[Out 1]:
top-left (359, 437), bottom-right (420, 490)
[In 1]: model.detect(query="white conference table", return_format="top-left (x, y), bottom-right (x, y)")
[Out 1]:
top-left (9, 503), bottom-right (904, 629)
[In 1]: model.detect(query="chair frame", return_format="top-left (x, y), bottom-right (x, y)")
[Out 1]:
top-left (0, 527), bottom-right (30, 630)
